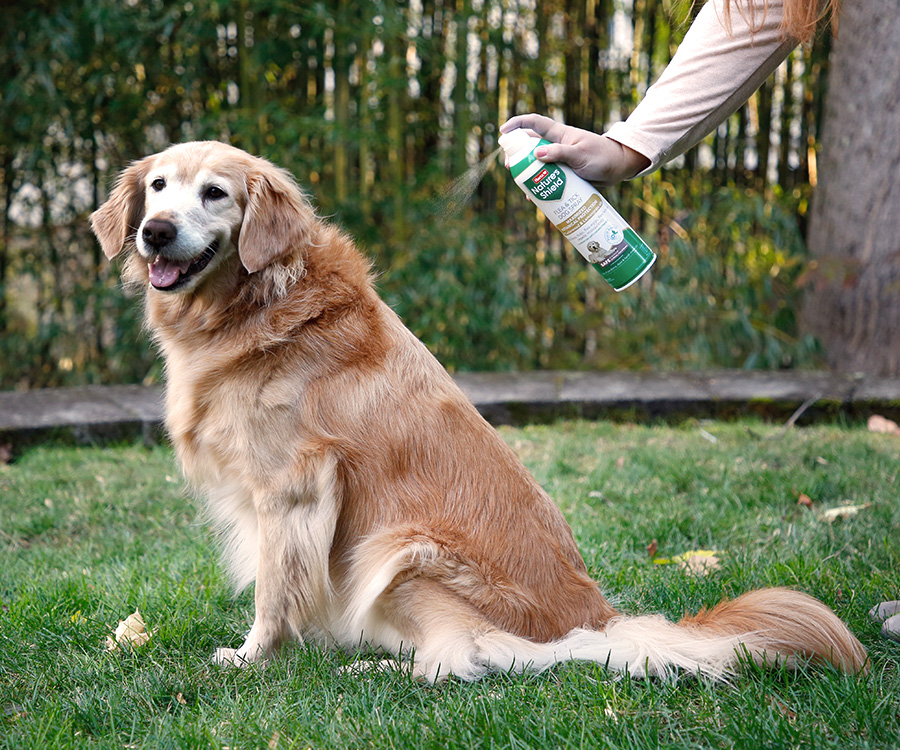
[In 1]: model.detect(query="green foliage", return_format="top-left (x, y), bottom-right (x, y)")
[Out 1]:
top-left (378, 213), bottom-right (530, 372)
top-left (0, 1), bottom-right (833, 387)
top-left (595, 186), bottom-right (820, 371)
top-left (1, 422), bottom-right (898, 748)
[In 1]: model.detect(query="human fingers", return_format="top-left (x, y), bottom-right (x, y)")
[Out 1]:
top-left (531, 141), bottom-right (586, 170)
top-left (500, 113), bottom-right (568, 142)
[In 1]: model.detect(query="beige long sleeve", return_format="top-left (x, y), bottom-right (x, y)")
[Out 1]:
top-left (604, 0), bottom-right (798, 175)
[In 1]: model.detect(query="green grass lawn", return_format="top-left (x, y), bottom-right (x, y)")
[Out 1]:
top-left (1, 419), bottom-right (898, 749)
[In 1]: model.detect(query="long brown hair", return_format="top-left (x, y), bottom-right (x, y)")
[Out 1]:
top-left (725, 0), bottom-right (841, 43)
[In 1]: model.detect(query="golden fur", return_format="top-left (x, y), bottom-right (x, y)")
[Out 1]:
top-left (91, 141), bottom-right (866, 680)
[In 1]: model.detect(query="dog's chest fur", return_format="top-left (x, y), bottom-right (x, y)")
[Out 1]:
top-left (165, 346), bottom-right (306, 486)
top-left (161, 331), bottom-right (342, 595)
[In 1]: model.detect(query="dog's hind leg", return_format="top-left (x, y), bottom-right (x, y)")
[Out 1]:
top-left (365, 577), bottom-right (563, 682)
top-left (366, 578), bottom-right (499, 681)
top-left (339, 531), bottom-right (596, 681)
top-left (364, 575), bottom-right (740, 682)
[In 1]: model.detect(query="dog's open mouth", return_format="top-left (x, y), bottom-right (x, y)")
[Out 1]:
top-left (148, 241), bottom-right (219, 291)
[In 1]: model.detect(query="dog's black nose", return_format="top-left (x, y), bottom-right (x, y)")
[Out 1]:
top-left (142, 218), bottom-right (177, 249)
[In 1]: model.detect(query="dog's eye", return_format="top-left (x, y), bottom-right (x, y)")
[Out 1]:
top-left (150, 177), bottom-right (166, 192)
top-left (205, 186), bottom-right (227, 201)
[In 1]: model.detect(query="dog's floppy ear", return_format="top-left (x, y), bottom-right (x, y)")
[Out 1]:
top-left (90, 157), bottom-right (152, 260)
top-left (238, 164), bottom-right (315, 274)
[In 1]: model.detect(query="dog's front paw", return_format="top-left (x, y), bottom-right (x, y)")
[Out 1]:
top-left (212, 647), bottom-right (252, 668)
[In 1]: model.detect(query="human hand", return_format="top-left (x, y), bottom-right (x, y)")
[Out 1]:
top-left (500, 114), bottom-right (651, 188)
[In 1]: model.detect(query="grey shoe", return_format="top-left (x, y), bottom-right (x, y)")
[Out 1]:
top-left (869, 600), bottom-right (900, 622)
top-left (869, 601), bottom-right (900, 642)
top-left (883, 614), bottom-right (900, 643)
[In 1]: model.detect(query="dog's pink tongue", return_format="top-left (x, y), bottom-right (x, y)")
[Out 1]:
top-left (148, 257), bottom-right (191, 288)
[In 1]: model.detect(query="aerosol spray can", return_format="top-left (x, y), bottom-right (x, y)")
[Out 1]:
top-left (498, 128), bottom-right (656, 291)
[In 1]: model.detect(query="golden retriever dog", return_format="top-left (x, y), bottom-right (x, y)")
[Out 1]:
top-left (90, 141), bottom-right (867, 681)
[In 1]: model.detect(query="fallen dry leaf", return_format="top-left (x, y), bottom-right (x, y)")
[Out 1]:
top-left (680, 553), bottom-right (721, 575)
top-left (654, 549), bottom-right (722, 575)
top-left (697, 427), bottom-right (718, 444)
top-left (767, 696), bottom-right (797, 722)
top-left (646, 539), bottom-right (658, 559)
top-left (797, 493), bottom-right (814, 508)
top-left (820, 503), bottom-right (872, 523)
top-left (106, 609), bottom-right (152, 651)
top-left (868, 414), bottom-right (900, 436)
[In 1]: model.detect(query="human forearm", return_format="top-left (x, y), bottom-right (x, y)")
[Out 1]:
top-left (606, 0), bottom-right (798, 174)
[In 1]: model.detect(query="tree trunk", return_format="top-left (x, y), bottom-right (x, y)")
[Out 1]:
top-left (803, 0), bottom-right (900, 375)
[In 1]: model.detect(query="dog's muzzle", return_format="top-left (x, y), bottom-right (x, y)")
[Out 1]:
top-left (147, 241), bottom-right (220, 291)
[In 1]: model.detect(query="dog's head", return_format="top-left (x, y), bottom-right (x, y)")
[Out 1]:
top-left (90, 141), bottom-right (315, 293)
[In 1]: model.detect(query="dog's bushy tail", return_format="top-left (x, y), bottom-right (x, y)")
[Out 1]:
top-left (476, 587), bottom-right (867, 680)
top-left (675, 587), bottom-right (867, 675)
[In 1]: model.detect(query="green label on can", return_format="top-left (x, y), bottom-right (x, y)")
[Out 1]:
top-left (525, 164), bottom-right (566, 202)
top-left (594, 228), bottom-right (656, 291)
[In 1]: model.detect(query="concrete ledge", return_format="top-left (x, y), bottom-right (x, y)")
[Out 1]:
top-left (0, 384), bottom-right (165, 448)
top-left (453, 371), bottom-right (900, 424)
top-left (1, 371), bottom-right (899, 448)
